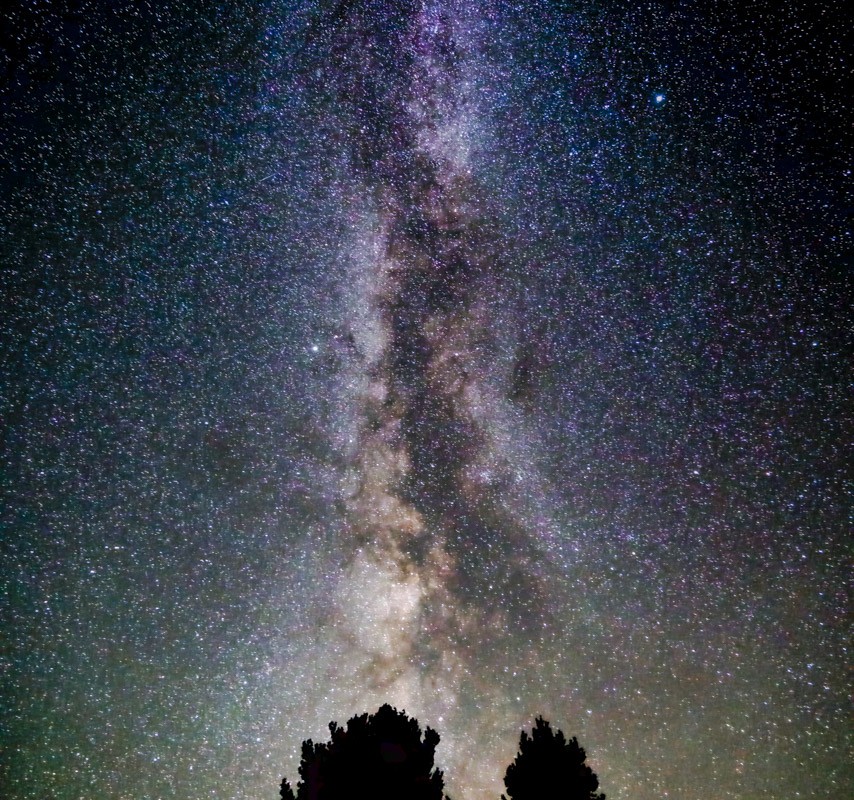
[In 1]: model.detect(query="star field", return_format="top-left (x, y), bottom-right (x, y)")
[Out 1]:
top-left (1, 2), bottom-right (850, 799)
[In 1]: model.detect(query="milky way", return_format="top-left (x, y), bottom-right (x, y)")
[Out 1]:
top-left (1, 2), bottom-right (850, 799)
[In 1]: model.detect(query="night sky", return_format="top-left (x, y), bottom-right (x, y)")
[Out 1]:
top-left (1, 2), bottom-right (850, 799)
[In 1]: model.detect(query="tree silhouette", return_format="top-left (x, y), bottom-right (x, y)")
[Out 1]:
top-left (279, 704), bottom-right (446, 800)
top-left (502, 717), bottom-right (605, 800)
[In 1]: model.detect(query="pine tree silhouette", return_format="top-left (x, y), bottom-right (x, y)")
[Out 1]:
top-left (502, 717), bottom-right (605, 800)
top-left (279, 704), bottom-right (446, 800)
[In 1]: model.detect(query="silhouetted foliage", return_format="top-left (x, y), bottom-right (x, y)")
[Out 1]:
top-left (279, 704), bottom-right (446, 800)
top-left (502, 717), bottom-right (605, 800)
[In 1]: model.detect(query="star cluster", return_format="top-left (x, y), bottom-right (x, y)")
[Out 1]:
top-left (1, 2), bottom-right (849, 799)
